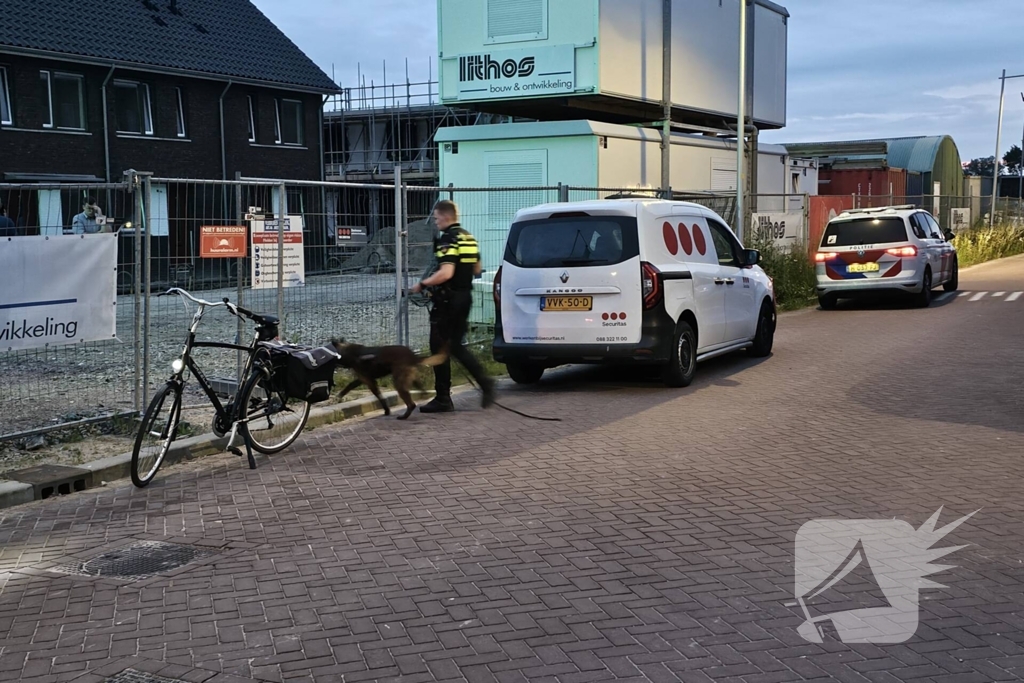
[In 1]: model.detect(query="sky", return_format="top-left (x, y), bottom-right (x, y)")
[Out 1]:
top-left (252, 0), bottom-right (1023, 162)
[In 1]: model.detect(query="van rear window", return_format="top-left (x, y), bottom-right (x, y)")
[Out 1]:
top-left (821, 217), bottom-right (909, 247)
top-left (504, 216), bottom-right (640, 268)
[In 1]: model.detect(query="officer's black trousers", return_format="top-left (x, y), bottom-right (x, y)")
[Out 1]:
top-left (429, 290), bottom-right (490, 398)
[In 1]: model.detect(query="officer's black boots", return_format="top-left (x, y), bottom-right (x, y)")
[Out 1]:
top-left (420, 396), bottom-right (455, 413)
top-left (481, 378), bottom-right (496, 409)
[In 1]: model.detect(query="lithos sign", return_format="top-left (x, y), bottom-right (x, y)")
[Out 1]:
top-left (456, 44), bottom-right (575, 100)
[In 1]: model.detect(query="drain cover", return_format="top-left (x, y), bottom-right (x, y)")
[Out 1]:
top-left (103, 670), bottom-right (187, 683)
top-left (50, 541), bottom-right (214, 579)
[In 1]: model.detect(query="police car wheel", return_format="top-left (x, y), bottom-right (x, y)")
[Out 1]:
top-left (507, 363), bottom-right (544, 385)
top-left (943, 259), bottom-right (959, 292)
top-left (663, 320), bottom-right (697, 388)
top-left (916, 269), bottom-right (933, 308)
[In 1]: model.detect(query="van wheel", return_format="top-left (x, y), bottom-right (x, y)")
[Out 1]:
top-left (818, 293), bottom-right (838, 310)
top-left (749, 301), bottom-right (776, 358)
top-left (662, 321), bottom-right (697, 388)
top-left (506, 363), bottom-right (544, 385)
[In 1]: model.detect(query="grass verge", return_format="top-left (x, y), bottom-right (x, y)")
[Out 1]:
top-left (749, 238), bottom-right (819, 311)
top-left (951, 224), bottom-right (1024, 268)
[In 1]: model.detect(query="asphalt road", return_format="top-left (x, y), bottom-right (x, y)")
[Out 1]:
top-left (1, 256), bottom-right (1023, 683)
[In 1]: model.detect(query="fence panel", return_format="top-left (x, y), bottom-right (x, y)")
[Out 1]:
top-left (0, 181), bottom-right (138, 439)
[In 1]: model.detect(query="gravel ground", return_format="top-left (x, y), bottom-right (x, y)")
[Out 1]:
top-left (0, 272), bottom-right (434, 444)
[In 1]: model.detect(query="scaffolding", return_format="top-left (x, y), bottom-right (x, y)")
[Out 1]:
top-left (324, 59), bottom-right (512, 184)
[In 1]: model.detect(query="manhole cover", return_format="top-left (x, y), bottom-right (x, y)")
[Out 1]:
top-left (103, 670), bottom-right (187, 683)
top-left (50, 541), bottom-right (214, 579)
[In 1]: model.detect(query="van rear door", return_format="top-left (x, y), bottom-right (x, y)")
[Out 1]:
top-left (501, 214), bottom-right (642, 345)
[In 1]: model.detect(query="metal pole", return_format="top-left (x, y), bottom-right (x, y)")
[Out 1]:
top-left (131, 171), bottom-right (142, 414)
top-left (394, 165), bottom-right (404, 345)
top-left (277, 183), bottom-right (286, 337)
top-left (736, 0), bottom-right (748, 239)
top-left (402, 184), bottom-right (411, 348)
top-left (142, 175), bottom-right (152, 407)
top-left (661, 0), bottom-right (672, 192)
top-left (991, 70), bottom-right (1006, 227)
top-left (1019, 92), bottom-right (1023, 217)
top-left (235, 173), bottom-right (245, 382)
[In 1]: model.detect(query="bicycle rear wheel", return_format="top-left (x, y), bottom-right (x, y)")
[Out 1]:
top-left (238, 369), bottom-right (311, 454)
top-left (131, 382), bottom-right (182, 488)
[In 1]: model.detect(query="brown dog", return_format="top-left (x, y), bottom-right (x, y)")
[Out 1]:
top-left (331, 339), bottom-right (448, 419)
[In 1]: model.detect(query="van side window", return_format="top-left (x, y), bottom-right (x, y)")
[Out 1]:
top-left (707, 219), bottom-right (739, 267)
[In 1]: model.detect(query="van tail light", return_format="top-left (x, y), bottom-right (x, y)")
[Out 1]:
top-left (815, 252), bottom-right (838, 262)
top-left (886, 246), bottom-right (917, 258)
top-left (493, 266), bottom-right (502, 307)
top-left (641, 262), bottom-right (662, 310)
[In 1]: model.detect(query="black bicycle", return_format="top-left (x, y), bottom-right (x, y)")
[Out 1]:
top-left (130, 288), bottom-right (312, 488)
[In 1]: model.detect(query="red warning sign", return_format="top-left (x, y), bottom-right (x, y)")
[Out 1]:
top-left (200, 226), bottom-right (247, 258)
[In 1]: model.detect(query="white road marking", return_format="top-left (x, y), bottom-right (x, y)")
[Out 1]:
top-left (959, 291), bottom-right (972, 297)
top-left (993, 292), bottom-right (1006, 297)
top-left (970, 292), bottom-right (987, 302)
top-left (1008, 292), bottom-right (1023, 302)
top-left (936, 292), bottom-right (955, 302)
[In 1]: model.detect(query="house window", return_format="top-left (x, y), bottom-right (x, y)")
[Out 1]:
top-left (0, 67), bottom-right (11, 125)
top-left (247, 96), bottom-right (256, 142)
top-left (113, 80), bottom-right (153, 135)
top-left (40, 71), bottom-right (85, 130)
top-left (275, 98), bottom-right (303, 145)
top-left (175, 88), bottom-right (186, 137)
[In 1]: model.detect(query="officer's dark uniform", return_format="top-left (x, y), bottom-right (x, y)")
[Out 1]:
top-left (421, 223), bottom-right (494, 412)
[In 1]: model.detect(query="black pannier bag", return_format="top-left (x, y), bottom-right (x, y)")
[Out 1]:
top-left (263, 343), bottom-right (340, 404)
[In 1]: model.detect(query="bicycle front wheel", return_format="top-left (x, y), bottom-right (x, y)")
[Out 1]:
top-left (131, 382), bottom-right (183, 488)
top-left (238, 369), bottom-right (311, 454)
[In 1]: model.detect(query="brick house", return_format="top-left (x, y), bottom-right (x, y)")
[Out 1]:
top-left (0, 0), bottom-right (339, 282)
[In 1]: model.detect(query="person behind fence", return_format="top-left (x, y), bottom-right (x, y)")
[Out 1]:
top-left (409, 200), bottom-right (496, 413)
top-left (71, 196), bottom-right (104, 234)
top-left (0, 199), bottom-right (16, 236)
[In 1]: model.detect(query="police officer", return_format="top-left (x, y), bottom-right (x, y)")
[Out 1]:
top-left (409, 200), bottom-right (495, 413)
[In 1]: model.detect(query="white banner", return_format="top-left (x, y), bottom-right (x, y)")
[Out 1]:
top-left (751, 212), bottom-right (807, 248)
top-left (251, 215), bottom-right (305, 290)
top-left (951, 208), bottom-right (971, 231)
top-left (0, 234), bottom-right (117, 351)
top-left (456, 44), bottom-right (576, 100)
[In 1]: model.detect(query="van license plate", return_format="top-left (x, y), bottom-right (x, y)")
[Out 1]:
top-left (541, 296), bottom-right (593, 312)
top-left (847, 263), bottom-right (880, 273)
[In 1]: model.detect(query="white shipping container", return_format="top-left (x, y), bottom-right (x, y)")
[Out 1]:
top-left (437, 0), bottom-right (788, 129)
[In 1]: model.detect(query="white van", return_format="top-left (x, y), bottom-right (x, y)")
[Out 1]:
top-left (492, 198), bottom-right (776, 387)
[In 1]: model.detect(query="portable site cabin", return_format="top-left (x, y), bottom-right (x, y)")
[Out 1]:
top-left (437, 0), bottom-right (789, 130)
top-left (436, 120), bottom-right (798, 325)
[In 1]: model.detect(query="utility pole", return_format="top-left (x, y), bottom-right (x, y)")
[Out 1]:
top-left (661, 0), bottom-right (672, 196)
top-left (991, 71), bottom-right (1024, 226)
top-left (736, 0), bottom-right (748, 238)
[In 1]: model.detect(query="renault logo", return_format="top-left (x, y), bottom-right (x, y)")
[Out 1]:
top-left (560, 271), bottom-right (569, 284)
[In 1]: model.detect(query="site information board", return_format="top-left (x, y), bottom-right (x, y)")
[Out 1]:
top-left (200, 226), bottom-right (247, 258)
top-left (251, 216), bottom-right (305, 289)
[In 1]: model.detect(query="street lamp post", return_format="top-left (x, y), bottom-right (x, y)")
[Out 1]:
top-left (991, 70), bottom-right (1024, 227)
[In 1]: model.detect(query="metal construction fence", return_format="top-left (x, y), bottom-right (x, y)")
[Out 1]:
top-left (3, 177), bottom-right (1006, 440)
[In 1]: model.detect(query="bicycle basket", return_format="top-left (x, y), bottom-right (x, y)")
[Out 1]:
top-left (263, 343), bottom-right (340, 404)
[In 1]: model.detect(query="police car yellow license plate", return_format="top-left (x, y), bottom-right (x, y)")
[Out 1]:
top-left (541, 296), bottom-right (593, 312)
top-left (847, 263), bottom-right (880, 273)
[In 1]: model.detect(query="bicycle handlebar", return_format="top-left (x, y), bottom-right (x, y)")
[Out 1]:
top-left (160, 287), bottom-right (225, 308)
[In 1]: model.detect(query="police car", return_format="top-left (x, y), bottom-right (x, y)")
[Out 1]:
top-left (491, 198), bottom-right (776, 387)
top-left (815, 206), bottom-right (958, 309)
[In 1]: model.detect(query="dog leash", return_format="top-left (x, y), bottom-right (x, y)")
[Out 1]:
top-left (457, 366), bottom-right (563, 422)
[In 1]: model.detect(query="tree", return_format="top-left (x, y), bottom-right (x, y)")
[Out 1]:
top-left (964, 156), bottom-right (996, 177)
top-left (1004, 145), bottom-right (1023, 176)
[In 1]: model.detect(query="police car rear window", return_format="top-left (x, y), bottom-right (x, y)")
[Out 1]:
top-left (504, 216), bottom-right (640, 268)
top-left (821, 217), bottom-right (909, 247)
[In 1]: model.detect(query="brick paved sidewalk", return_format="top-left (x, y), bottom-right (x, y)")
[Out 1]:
top-left (1, 267), bottom-right (1023, 683)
